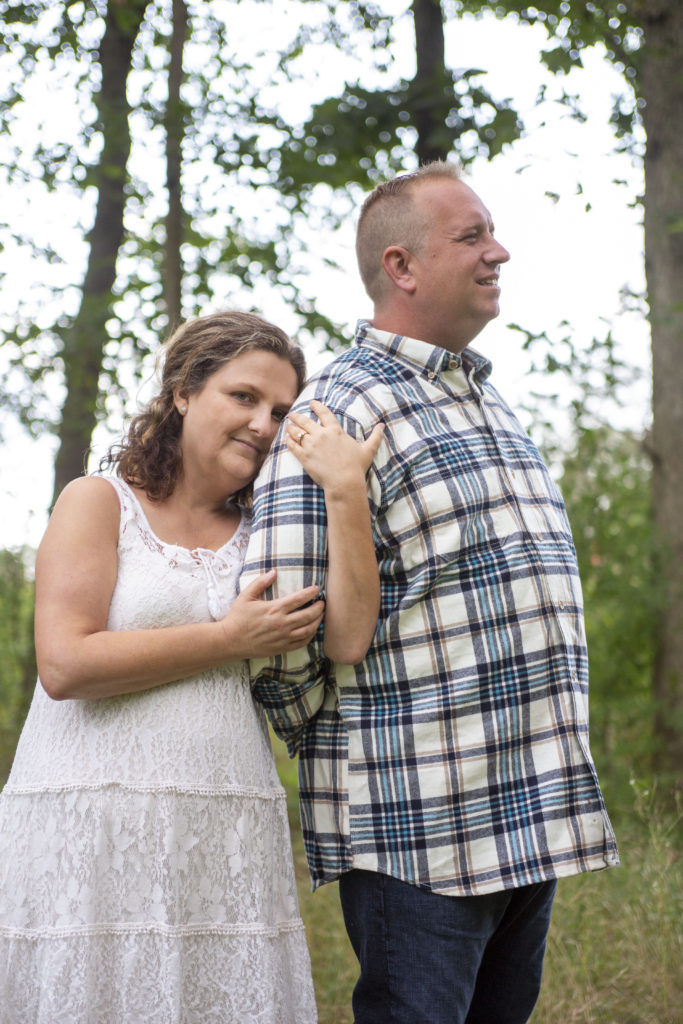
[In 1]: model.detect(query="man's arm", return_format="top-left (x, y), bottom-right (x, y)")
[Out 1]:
top-left (241, 423), bottom-right (332, 755)
top-left (285, 400), bottom-right (383, 665)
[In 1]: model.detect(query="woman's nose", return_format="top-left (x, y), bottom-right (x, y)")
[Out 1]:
top-left (248, 405), bottom-right (273, 436)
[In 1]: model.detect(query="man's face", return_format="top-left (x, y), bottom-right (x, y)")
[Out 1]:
top-left (407, 178), bottom-right (510, 353)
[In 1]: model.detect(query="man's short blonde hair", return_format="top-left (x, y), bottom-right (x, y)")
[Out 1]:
top-left (356, 161), bottom-right (464, 303)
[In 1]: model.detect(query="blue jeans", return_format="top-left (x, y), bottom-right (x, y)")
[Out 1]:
top-left (338, 870), bottom-right (556, 1024)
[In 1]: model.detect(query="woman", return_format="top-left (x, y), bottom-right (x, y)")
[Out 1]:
top-left (0, 311), bottom-right (383, 1024)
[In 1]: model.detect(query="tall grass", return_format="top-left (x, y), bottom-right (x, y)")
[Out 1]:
top-left (533, 785), bottom-right (681, 1024)
top-left (274, 737), bottom-right (682, 1024)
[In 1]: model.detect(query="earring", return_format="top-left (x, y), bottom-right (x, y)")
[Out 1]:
top-left (179, 405), bottom-right (187, 415)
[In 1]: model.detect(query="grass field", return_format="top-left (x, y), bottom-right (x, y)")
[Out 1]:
top-left (274, 737), bottom-right (683, 1024)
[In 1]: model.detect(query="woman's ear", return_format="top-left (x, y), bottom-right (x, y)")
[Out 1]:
top-left (173, 389), bottom-right (189, 416)
top-left (381, 245), bottom-right (417, 294)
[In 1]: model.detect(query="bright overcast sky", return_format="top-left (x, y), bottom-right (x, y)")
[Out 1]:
top-left (0, 7), bottom-right (650, 551)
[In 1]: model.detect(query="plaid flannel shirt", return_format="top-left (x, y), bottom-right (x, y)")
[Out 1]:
top-left (241, 321), bottom-right (619, 896)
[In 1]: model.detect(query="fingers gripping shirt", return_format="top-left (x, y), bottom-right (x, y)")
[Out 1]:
top-left (240, 320), bottom-right (619, 898)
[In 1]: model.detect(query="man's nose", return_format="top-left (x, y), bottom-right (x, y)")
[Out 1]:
top-left (488, 239), bottom-right (510, 264)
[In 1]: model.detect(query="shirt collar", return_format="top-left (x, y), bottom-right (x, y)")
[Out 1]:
top-left (354, 320), bottom-right (493, 387)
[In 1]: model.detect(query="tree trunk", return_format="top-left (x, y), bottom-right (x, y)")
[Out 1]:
top-left (164, 0), bottom-right (188, 330)
top-left (639, 0), bottom-right (683, 783)
top-left (411, 0), bottom-right (450, 163)
top-left (51, 0), bottom-right (150, 505)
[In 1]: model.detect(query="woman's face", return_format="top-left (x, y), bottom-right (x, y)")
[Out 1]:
top-left (175, 349), bottom-right (299, 494)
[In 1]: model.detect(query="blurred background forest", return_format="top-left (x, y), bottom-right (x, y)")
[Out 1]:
top-left (0, 1), bottom-right (681, 1020)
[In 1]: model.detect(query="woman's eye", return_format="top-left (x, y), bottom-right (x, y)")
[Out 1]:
top-left (272, 409), bottom-right (287, 423)
top-left (232, 391), bottom-right (252, 402)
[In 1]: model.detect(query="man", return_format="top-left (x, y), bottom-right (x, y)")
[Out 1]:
top-left (241, 161), bottom-right (618, 1024)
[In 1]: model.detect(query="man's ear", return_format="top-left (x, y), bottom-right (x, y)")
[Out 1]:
top-left (381, 245), bottom-right (417, 294)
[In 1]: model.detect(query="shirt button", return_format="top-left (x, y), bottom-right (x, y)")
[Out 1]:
top-left (427, 370), bottom-right (436, 380)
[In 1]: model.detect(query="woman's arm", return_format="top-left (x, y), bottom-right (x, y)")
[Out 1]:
top-left (285, 400), bottom-right (384, 665)
top-left (35, 477), bottom-right (324, 700)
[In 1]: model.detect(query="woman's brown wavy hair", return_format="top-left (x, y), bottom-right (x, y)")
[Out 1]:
top-left (101, 311), bottom-right (306, 504)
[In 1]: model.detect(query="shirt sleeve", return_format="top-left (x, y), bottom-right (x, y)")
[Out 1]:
top-left (239, 422), bottom-right (332, 757)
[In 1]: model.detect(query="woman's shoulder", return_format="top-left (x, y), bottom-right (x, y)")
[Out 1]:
top-left (47, 476), bottom-right (122, 538)
top-left (55, 474), bottom-right (122, 509)
top-left (37, 476), bottom-right (123, 566)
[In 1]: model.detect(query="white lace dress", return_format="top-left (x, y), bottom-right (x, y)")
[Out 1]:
top-left (0, 477), bottom-right (317, 1024)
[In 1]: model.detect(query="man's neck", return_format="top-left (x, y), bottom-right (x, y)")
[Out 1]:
top-left (369, 312), bottom-right (471, 356)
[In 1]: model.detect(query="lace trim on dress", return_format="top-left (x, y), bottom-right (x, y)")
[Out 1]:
top-left (107, 474), bottom-right (251, 563)
top-left (6, 782), bottom-right (289, 798)
top-left (2, 921), bottom-right (308, 940)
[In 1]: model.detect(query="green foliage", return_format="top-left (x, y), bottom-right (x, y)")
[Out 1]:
top-left (510, 319), bottom-right (648, 459)
top-left (449, 0), bottom-right (645, 151)
top-left (560, 425), bottom-right (661, 807)
top-left (1, 0), bottom-right (379, 440)
top-left (450, 0), bottom-right (643, 71)
top-left (0, 549), bottom-right (36, 781)
top-left (274, 69), bottom-right (522, 203)
top-left (506, 319), bottom-right (659, 803)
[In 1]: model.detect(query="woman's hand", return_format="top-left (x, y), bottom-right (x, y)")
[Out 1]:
top-left (220, 570), bottom-right (324, 658)
top-left (285, 400), bottom-right (384, 495)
